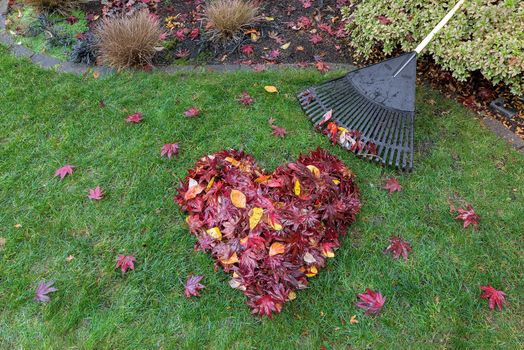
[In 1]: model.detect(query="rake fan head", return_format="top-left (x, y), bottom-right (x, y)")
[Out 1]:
top-left (298, 52), bottom-right (417, 171)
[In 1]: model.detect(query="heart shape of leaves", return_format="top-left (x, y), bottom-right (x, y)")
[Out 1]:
top-left (175, 148), bottom-right (360, 318)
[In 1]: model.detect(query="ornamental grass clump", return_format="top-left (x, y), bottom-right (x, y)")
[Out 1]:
top-left (21, 0), bottom-right (87, 14)
top-left (95, 11), bottom-right (162, 69)
top-left (204, 0), bottom-right (259, 43)
top-left (175, 148), bottom-right (361, 318)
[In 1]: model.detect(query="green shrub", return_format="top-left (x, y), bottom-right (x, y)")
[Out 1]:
top-left (342, 0), bottom-right (524, 95)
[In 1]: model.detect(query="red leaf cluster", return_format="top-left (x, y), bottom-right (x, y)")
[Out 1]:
top-left (175, 148), bottom-right (360, 318)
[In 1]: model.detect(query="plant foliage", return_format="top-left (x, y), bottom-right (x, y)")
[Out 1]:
top-left (342, 1), bottom-right (524, 95)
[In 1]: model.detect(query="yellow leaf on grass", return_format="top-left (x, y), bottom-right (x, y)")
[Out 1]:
top-left (93, 71), bottom-right (100, 79)
top-left (264, 86), bottom-right (278, 93)
top-left (288, 291), bottom-right (297, 301)
top-left (321, 249), bottom-right (335, 258)
top-left (206, 227), bottom-right (222, 241)
top-left (280, 42), bottom-right (291, 50)
top-left (305, 265), bottom-right (318, 277)
top-left (230, 189), bottom-right (246, 208)
top-left (350, 315), bottom-right (359, 324)
top-left (294, 180), bottom-right (301, 196)
top-left (249, 207), bottom-right (264, 230)
top-left (306, 165), bottom-right (321, 178)
top-left (221, 252), bottom-right (239, 265)
top-left (269, 242), bottom-right (286, 256)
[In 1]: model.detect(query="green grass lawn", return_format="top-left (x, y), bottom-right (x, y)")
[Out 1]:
top-left (0, 45), bottom-right (522, 349)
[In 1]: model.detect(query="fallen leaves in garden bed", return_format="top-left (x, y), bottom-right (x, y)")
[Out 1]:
top-left (175, 148), bottom-right (361, 318)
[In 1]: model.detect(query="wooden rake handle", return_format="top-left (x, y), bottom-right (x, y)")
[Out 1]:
top-left (415, 0), bottom-right (465, 54)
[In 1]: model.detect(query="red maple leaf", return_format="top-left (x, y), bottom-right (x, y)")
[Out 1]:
top-left (383, 177), bottom-right (402, 194)
top-left (240, 44), bottom-right (255, 56)
top-left (300, 0), bottom-right (312, 9)
top-left (66, 16), bottom-right (78, 25)
top-left (296, 16), bottom-right (313, 30)
top-left (356, 289), bottom-right (385, 315)
top-left (161, 143), bottom-right (180, 159)
top-left (455, 205), bottom-right (480, 229)
top-left (184, 275), bottom-right (206, 298)
top-left (175, 28), bottom-right (187, 41)
top-left (188, 28), bottom-right (200, 40)
top-left (54, 165), bottom-right (75, 180)
top-left (248, 295), bottom-right (282, 319)
top-left (238, 91), bottom-right (254, 106)
top-left (310, 34), bottom-right (323, 44)
top-left (34, 281), bottom-right (58, 302)
top-left (315, 61), bottom-right (330, 73)
top-left (384, 236), bottom-right (412, 261)
top-left (271, 125), bottom-right (287, 137)
top-left (126, 113), bottom-right (143, 123)
top-left (184, 107), bottom-right (201, 118)
top-left (480, 285), bottom-right (506, 311)
top-left (115, 255), bottom-right (136, 273)
top-left (366, 142), bottom-right (378, 155)
top-left (88, 186), bottom-right (104, 200)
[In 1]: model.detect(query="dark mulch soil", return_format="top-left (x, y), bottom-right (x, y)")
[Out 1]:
top-left (80, 0), bottom-right (355, 66)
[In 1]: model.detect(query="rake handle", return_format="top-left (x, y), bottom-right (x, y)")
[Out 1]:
top-left (393, 0), bottom-right (465, 77)
top-left (415, 0), bottom-right (465, 54)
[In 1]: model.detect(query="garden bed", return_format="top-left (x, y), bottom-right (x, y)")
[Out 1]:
top-left (5, 0), bottom-right (355, 66)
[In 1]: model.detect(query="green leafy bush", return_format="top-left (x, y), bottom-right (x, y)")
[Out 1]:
top-left (343, 0), bottom-right (524, 95)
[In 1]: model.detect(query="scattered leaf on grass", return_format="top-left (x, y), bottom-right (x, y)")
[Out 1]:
top-left (116, 255), bottom-right (136, 273)
top-left (356, 289), bottom-right (385, 315)
top-left (455, 205), bottom-right (480, 229)
top-left (161, 143), bottom-right (180, 159)
top-left (126, 113), bottom-right (143, 123)
top-left (184, 107), bottom-right (201, 118)
top-left (35, 281), bottom-right (58, 303)
top-left (264, 86), bottom-right (278, 93)
top-left (54, 165), bottom-right (75, 180)
top-left (383, 177), bottom-right (402, 194)
top-left (480, 285), bottom-right (506, 311)
top-left (88, 186), bottom-right (104, 200)
top-left (384, 236), bottom-right (412, 261)
top-left (271, 125), bottom-right (287, 137)
top-left (185, 275), bottom-right (205, 298)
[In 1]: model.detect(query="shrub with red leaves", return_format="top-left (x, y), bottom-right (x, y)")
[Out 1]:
top-left (175, 148), bottom-right (361, 318)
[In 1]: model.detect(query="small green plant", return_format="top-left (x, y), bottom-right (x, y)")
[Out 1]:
top-left (343, 0), bottom-right (524, 95)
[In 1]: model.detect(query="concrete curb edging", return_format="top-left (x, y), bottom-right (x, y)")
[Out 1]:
top-left (0, 0), bottom-right (522, 155)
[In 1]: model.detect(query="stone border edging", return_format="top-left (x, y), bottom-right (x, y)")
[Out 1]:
top-left (0, 0), bottom-right (522, 155)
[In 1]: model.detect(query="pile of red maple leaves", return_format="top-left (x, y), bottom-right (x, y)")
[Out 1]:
top-left (175, 148), bottom-right (361, 318)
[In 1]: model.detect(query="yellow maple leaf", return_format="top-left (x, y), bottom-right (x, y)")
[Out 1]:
top-left (305, 266), bottom-right (318, 277)
top-left (269, 242), bottom-right (286, 256)
top-left (230, 189), bottom-right (246, 209)
top-left (264, 86), bottom-right (278, 93)
top-left (294, 180), bottom-right (301, 196)
top-left (249, 207), bottom-right (264, 230)
top-left (221, 252), bottom-right (239, 265)
top-left (306, 165), bottom-right (321, 178)
top-left (206, 227), bottom-right (222, 241)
